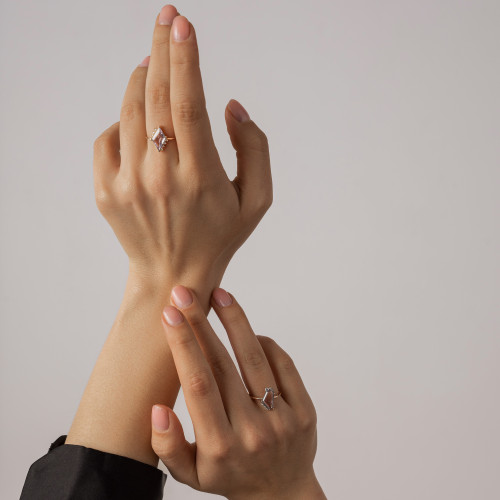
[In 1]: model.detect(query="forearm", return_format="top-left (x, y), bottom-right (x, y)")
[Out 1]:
top-left (66, 268), bottom-right (220, 466)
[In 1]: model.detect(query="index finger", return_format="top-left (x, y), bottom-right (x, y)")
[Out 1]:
top-left (161, 305), bottom-right (230, 439)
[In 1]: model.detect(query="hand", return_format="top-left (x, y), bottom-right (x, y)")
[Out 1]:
top-left (92, 5), bottom-right (272, 294)
top-left (151, 286), bottom-right (326, 500)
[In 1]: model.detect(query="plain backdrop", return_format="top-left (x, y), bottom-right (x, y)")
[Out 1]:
top-left (1, 0), bottom-right (499, 498)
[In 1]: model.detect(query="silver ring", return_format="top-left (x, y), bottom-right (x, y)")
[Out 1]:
top-left (249, 387), bottom-right (281, 411)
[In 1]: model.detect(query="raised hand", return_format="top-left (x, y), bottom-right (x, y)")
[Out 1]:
top-left (151, 286), bottom-right (326, 499)
top-left (66, 5), bottom-right (271, 466)
top-left (93, 5), bottom-right (272, 302)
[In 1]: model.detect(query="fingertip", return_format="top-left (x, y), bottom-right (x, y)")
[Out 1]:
top-left (227, 99), bottom-right (251, 123)
top-left (212, 288), bottom-right (233, 308)
top-left (172, 15), bottom-right (192, 42)
top-left (159, 4), bottom-right (178, 26)
top-left (162, 305), bottom-right (184, 327)
top-left (171, 285), bottom-right (193, 309)
top-left (152, 404), bottom-right (170, 433)
top-left (138, 55), bottom-right (150, 67)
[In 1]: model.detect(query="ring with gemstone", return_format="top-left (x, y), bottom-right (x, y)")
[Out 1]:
top-left (147, 126), bottom-right (176, 152)
top-left (249, 387), bottom-right (281, 411)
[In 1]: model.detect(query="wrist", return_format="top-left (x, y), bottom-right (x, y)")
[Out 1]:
top-left (288, 474), bottom-right (326, 500)
top-left (126, 260), bottom-right (228, 312)
top-left (231, 473), bottom-right (325, 500)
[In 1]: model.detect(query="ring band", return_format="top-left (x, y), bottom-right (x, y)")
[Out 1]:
top-left (147, 126), bottom-right (175, 152)
top-left (249, 387), bottom-right (281, 411)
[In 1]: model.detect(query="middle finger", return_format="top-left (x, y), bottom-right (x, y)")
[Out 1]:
top-left (170, 286), bottom-right (255, 418)
top-left (145, 5), bottom-right (178, 147)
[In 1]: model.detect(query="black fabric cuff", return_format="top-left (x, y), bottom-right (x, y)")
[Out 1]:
top-left (20, 435), bottom-right (167, 500)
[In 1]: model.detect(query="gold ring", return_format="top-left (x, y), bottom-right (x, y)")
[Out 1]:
top-left (147, 126), bottom-right (175, 152)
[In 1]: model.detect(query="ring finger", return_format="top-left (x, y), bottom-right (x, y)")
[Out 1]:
top-left (119, 61), bottom-right (148, 170)
top-left (211, 289), bottom-right (281, 411)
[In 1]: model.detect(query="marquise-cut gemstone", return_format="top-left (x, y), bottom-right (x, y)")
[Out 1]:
top-left (151, 127), bottom-right (168, 151)
top-left (261, 387), bottom-right (275, 410)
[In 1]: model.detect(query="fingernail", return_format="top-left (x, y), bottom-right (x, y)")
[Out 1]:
top-left (228, 99), bottom-right (250, 123)
top-left (152, 405), bottom-right (170, 432)
top-left (171, 285), bottom-right (193, 309)
top-left (159, 4), bottom-right (178, 26)
top-left (172, 16), bottom-right (190, 41)
top-left (162, 306), bottom-right (184, 326)
top-left (213, 288), bottom-right (233, 307)
top-left (138, 56), bottom-right (150, 67)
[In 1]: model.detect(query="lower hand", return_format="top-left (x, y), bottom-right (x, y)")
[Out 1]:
top-left (151, 286), bottom-right (325, 499)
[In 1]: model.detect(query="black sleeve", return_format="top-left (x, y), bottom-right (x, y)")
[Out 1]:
top-left (20, 435), bottom-right (167, 500)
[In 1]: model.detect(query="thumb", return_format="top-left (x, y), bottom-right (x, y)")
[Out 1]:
top-left (225, 99), bottom-right (273, 215)
top-left (151, 405), bottom-right (198, 488)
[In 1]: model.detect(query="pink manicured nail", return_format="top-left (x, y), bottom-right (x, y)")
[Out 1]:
top-left (213, 288), bottom-right (233, 308)
top-left (228, 99), bottom-right (250, 123)
top-left (171, 285), bottom-right (193, 309)
top-left (172, 16), bottom-right (190, 41)
top-left (159, 4), bottom-right (178, 26)
top-left (162, 306), bottom-right (184, 326)
top-left (152, 405), bottom-right (170, 432)
top-left (138, 56), bottom-right (150, 67)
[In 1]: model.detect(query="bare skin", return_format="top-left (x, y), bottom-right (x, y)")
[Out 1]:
top-left (66, 6), bottom-right (272, 467)
top-left (151, 286), bottom-right (326, 500)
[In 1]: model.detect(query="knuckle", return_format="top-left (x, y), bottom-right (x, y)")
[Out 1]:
top-left (210, 440), bottom-right (232, 461)
top-left (187, 370), bottom-right (213, 398)
top-left (208, 354), bottom-right (232, 378)
top-left (147, 83), bottom-right (171, 108)
top-left (279, 354), bottom-right (297, 374)
top-left (94, 187), bottom-right (114, 213)
top-left (244, 429), bottom-right (274, 455)
top-left (171, 49), bottom-right (200, 68)
top-left (152, 436), bottom-right (184, 464)
top-left (243, 350), bottom-right (267, 370)
top-left (173, 100), bottom-right (204, 125)
top-left (223, 305), bottom-right (249, 330)
top-left (246, 187), bottom-right (273, 220)
top-left (256, 335), bottom-right (274, 348)
top-left (247, 129), bottom-right (269, 154)
top-left (120, 101), bottom-right (143, 123)
top-left (297, 410), bottom-right (317, 433)
top-left (171, 331), bottom-right (196, 348)
top-left (259, 189), bottom-right (273, 212)
top-left (152, 34), bottom-right (170, 52)
top-left (116, 177), bottom-right (144, 205)
top-left (151, 436), bottom-right (172, 460)
top-left (185, 310), bottom-right (208, 331)
top-left (93, 134), bottom-right (112, 154)
top-left (145, 175), bottom-right (170, 199)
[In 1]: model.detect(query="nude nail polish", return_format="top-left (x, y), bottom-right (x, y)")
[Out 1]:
top-left (171, 286), bottom-right (193, 309)
top-left (228, 99), bottom-right (250, 123)
top-left (213, 288), bottom-right (233, 308)
top-left (162, 306), bottom-right (184, 326)
top-left (159, 5), bottom-right (178, 26)
top-left (152, 405), bottom-right (170, 432)
top-left (172, 16), bottom-right (190, 41)
top-left (138, 56), bottom-right (150, 67)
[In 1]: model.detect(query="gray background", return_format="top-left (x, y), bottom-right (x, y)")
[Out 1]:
top-left (1, 0), bottom-right (499, 498)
